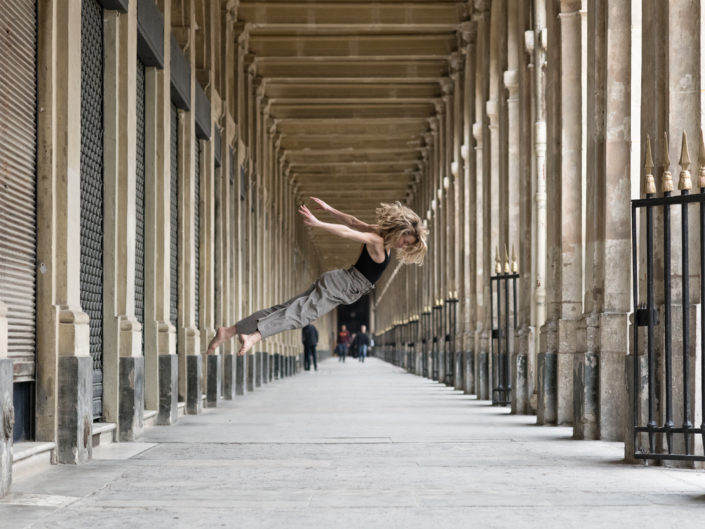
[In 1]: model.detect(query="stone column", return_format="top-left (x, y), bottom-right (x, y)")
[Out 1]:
top-left (143, 0), bottom-right (177, 425)
top-left (178, 0), bottom-right (202, 414)
top-left (538, 0), bottom-right (583, 426)
top-left (36, 0), bottom-right (92, 463)
top-left (575, 0), bottom-right (633, 441)
top-left (103, 3), bottom-right (144, 440)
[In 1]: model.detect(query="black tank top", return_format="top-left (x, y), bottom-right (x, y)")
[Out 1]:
top-left (353, 244), bottom-right (390, 284)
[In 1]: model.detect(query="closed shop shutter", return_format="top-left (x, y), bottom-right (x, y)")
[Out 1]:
top-left (135, 58), bottom-right (145, 353)
top-left (80, 0), bottom-right (105, 420)
top-left (0, 0), bottom-right (38, 384)
top-left (170, 104), bottom-right (179, 332)
top-left (195, 140), bottom-right (200, 328)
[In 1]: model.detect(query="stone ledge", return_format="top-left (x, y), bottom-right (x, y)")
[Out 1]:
top-left (11, 442), bottom-right (56, 482)
top-left (91, 423), bottom-right (116, 448)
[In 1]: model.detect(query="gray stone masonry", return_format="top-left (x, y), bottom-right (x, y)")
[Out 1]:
top-left (57, 356), bottom-right (92, 464)
top-left (206, 355), bottom-right (221, 407)
top-left (157, 354), bottom-right (178, 425)
top-left (223, 353), bottom-right (235, 400)
top-left (255, 352), bottom-right (263, 387)
top-left (236, 354), bottom-right (246, 395)
top-left (186, 355), bottom-right (202, 415)
top-left (118, 356), bottom-right (144, 441)
top-left (246, 353), bottom-right (255, 392)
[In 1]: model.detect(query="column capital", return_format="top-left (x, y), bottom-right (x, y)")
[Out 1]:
top-left (485, 99), bottom-right (498, 126)
top-left (503, 69), bottom-right (519, 97)
top-left (472, 121), bottom-right (483, 144)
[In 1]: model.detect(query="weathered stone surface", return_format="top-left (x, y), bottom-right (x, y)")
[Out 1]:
top-left (262, 352), bottom-right (269, 384)
top-left (0, 359), bottom-right (13, 497)
top-left (255, 352), bottom-right (263, 387)
top-left (477, 352), bottom-right (489, 400)
top-left (118, 356), bottom-right (144, 441)
top-left (57, 356), bottom-right (92, 464)
top-left (573, 352), bottom-right (598, 440)
top-left (537, 352), bottom-right (557, 425)
top-left (236, 355), bottom-right (246, 395)
top-left (206, 355), bottom-right (221, 408)
top-left (463, 352), bottom-right (475, 395)
top-left (157, 354), bottom-right (178, 425)
top-left (222, 354), bottom-right (235, 400)
top-left (273, 353), bottom-right (280, 379)
top-left (512, 353), bottom-right (529, 415)
top-left (186, 355), bottom-right (202, 415)
top-left (247, 353), bottom-right (255, 392)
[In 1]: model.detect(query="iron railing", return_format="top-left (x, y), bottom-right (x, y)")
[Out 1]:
top-left (490, 247), bottom-right (518, 406)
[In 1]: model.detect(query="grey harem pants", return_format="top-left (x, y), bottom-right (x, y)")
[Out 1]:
top-left (235, 267), bottom-right (373, 339)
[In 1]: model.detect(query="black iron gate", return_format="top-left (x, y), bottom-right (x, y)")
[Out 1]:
top-left (432, 302), bottom-right (442, 380)
top-left (421, 308), bottom-right (431, 377)
top-left (631, 134), bottom-right (705, 462)
top-left (490, 248), bottom-right (517, 406)
top-left (444, 294), bottom-right (459, 386)
top-left (80, 0), bottom-right (105, 420)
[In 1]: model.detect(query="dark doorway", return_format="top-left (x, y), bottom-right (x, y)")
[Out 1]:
top-left (337, 294), bottom-right (370, 333)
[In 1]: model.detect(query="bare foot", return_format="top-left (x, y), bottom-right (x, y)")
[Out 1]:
top-left (237, 331), bottom-right (262, 356)
top-left (207, 326), bottom-right (235, 354)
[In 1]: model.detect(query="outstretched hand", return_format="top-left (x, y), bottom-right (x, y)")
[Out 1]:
top-left (298, 204), bottom-right (320, 227)
top-left (309, 197), bottom-right (330, 212)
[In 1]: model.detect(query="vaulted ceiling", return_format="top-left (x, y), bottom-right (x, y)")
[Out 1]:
top-left (236, 1), bottom-right (470, 270)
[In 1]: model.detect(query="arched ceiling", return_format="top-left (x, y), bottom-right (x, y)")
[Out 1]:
top-left (236, 1), bottom-right (470, 270)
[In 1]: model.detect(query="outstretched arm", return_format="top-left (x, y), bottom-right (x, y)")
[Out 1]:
top-left (310, 197), bottom-right (377, 233)
top-left (299, 205), bottom-right (382, 246)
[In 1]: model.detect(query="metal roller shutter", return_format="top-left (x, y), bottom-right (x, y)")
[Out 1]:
top-left (0, 0), bottom-right (38, 384)
top-left (170, 104), bottom-right (179, 332)
top-left (135, 58), bottom-right (145, 353)
top-left (80, 0), bottom-right (105, 420)
top-left (194, 140), bottom-right (200, 328)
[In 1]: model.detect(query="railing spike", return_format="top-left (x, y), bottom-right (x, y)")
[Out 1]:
top-left (645, 135), bottom-right (656, 195)
top-left (679, 130), bottom-right (692, 191)
top-left (662, 132), bottom-right (673, 193)
top-left (511, 244), bottom-right (518, 273)
top-left (504, 244), bottom-right (510, 274)
top-left (495, 246), bottom-right (501, 274)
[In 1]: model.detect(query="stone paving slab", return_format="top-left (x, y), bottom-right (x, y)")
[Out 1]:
top-left (1, 357), bottom-right (704, 528)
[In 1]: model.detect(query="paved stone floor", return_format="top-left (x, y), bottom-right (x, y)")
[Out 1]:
top-left (2, 357), bottom-right (704, 528)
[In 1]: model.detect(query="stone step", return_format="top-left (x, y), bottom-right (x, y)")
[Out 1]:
top-left (12, 442), bottom-right (56, 482)
top-left (91, 423), bottom-right (116, 448)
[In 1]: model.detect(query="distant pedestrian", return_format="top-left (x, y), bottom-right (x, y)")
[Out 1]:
top-left (336, 324), bottom-right (351, 363)
top-left (357, 325), bottom-right (371, 363)
top-left (302, 324), bottom-right (318, 371)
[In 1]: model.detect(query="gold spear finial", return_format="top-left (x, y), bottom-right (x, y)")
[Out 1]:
top-left (504, 244), bottom-right (510, 274)
top-left (698, 129), bottom-right (705, 189)
top-left (678, 130), bottom-right (692, 191)
top-left (495, 246), bottom-right (501, 274)
top-left (644, 135), bottom-right (656, 195)
top-left (511, 245), bottom-right (518, 273)
top-left (662, 132), bottom-right (673, 193)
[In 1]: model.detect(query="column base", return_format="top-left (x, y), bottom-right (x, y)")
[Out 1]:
top-left (573, 352), bottom-right (599, 439)
top-left (186, 355), bottom-right (202, 415)
top-left (246, 353), bottom-right (255, 392)
top-left (537, 352), bottom-right (557, 425)
top-left (222, 353), bottom-right (235, 400)
top-left (454, 352), bottom-right (463, 390)
top-left (463, 352), bottom-right (475, 394)
top-left (206, 355), bottom-right (221, 408)
top-left (273, 353), bottom-right (280, 379)
top-left (262, 352), bottom-right (269, 384)
top-left (235, 354), bottom-right (246, 395)
top-left (57, 355), bottom-right (92, 464)
top-left (512, 353), bottom-right (530, 415)
top-left (118, 356), bottom-right (144, 441)
top-left (157, 354), bottom-right (178, 425)
top-left (0, 358), bottom-right (13, 497)
top-left (477, 351), bottom-right (489, 400)
top-left (255, 352), bottom-right (263, 387)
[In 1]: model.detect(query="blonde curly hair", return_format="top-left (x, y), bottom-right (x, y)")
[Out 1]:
top-left (375, 201), bottom-right (428, 265)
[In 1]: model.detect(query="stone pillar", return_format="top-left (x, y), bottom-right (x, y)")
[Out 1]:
top-left (36, 0), bottom-right (92, 464)
top-left (143, 0), bottom-right (177, 425)
top-left (103, 3), bottom-right (144, 441)
top-left (538, 0), bottom-right (583, 426)
top-left (235, 354), bottom-right (246, 395)
top-left (246, 351), bottom-right (255, 391)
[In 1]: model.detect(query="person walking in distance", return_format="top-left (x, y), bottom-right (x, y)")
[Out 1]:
top-left (206, 199), bottom-right (427, 356)
top-left (336, 324), bottom-right (351, 363)
top-left (357, 325), bottom-right (371, 363)
top-left (302, 324), bottom-right (318, 371)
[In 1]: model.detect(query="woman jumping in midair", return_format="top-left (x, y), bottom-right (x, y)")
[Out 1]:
top-left (206, 197), bottom-right (427, 356)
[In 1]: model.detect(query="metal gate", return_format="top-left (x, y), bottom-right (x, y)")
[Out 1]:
top-left (135, 58), bottom-right (146, 353)
top-left (0, 0), bottom-right (38, 440)
top-left (444, 294), bottom-right (459, 386)
top-left (490, 248), bottom-right (518, 406)
top-left (80, 0), bottom-right (105, 420)
top-left (421, 308), bottom-right (431, 377)
top-left (631, 134), bottom-right (705, 462)
top-left (170, 104), bottom-right (179, 338)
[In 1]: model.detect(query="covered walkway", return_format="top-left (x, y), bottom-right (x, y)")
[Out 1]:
top-left (2, 357), bottom-right (703, 529)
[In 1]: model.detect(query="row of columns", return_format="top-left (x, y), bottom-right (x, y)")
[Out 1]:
top-left (375, 0), bottom-right (703, 455)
